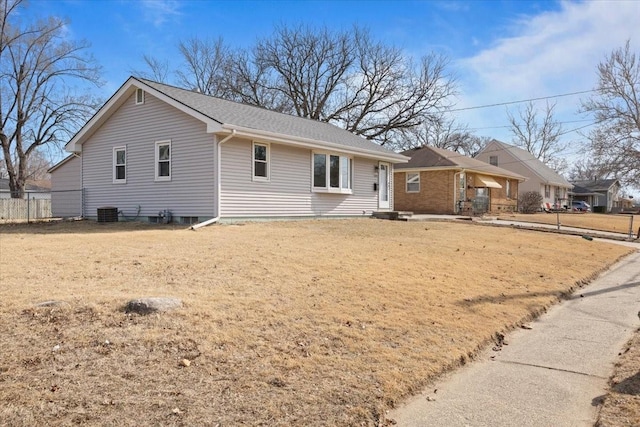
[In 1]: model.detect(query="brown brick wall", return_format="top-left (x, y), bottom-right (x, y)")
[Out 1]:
top-left (394, 170), bottom-right (457, 214)
top-left (465, 173), bottom-right (519, 213)
top-left (394, 170), bottom-right (519, 214)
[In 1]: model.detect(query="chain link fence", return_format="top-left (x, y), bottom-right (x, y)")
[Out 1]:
top-left (0, 189), bottom-right (82, 223)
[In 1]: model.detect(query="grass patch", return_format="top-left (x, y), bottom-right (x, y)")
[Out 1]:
top-left (0, 219), bottom-right (634, 426)
top-left (497, 212), bottom-right (640, 235)
top-left (596, 329), bottom-right (640, 426)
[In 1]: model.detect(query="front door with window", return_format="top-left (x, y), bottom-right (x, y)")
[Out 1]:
top-left (473, 187), bottom-right (490, 214)
top-left (378, 162), bottom-right (390, 210)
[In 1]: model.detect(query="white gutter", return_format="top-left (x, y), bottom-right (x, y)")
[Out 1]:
top-left (221, 123), bottom-right (409, 163)
top-left (454, 169), bottom-right (466, 214)
top-left (190, 130), bottom-right (236, 230)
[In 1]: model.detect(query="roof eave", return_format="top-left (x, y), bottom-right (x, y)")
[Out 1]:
top-left (394, 165), bottom-right (526, 181)
top-left (219, 124), bottom-right (409, 163)
top-left (48, 154), bottom-right (78, 173)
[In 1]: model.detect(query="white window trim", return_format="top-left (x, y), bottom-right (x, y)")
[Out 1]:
top-left (311, 152), bottom-right (353, 194)
top-left (252, 142), bottom-right (270, 182)
top-left (406, 172), bottom-right (420, 193)
top-left (113, 146), bottom-right (126, 184)
top-left (135, 88), bottom-right (145, 105)
top-left (155, 140), bottom-right (171, 181)
top-left (506, 179), bottom-right (511, 199)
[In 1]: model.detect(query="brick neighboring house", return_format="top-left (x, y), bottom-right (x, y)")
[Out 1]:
top-left (394, 146), bottom-right (525, 215)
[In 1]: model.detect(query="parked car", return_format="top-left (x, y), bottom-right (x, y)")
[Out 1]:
top-left (571, 201), bottom-right (591, 212)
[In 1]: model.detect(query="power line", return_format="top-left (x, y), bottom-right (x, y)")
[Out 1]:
top-left (467, 118), bottom-right (594, 132)
top-left (448, 89), bottom-right (596, 112)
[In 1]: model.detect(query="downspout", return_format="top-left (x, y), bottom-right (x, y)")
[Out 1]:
top-left (454, 169), bottom-right (465, 214)
top-left (190, 129), bottom-right (236, 230)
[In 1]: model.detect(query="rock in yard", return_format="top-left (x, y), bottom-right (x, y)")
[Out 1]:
top-left (35, 300), bottom-right (69, 308)
top-left (124, 297), bottom-right (182, 315)
top-left (179, 359), bottom-right (191, 367)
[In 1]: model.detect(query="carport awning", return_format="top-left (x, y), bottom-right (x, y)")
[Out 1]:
top-left (477, 175), bottom-right (502, 189)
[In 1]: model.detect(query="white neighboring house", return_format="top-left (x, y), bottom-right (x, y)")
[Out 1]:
top-left (50, 77), bottom-right (408, 224)
top-left (475, 140), bottom-right (573, 209)
top-left (0, 178), bottom-right (51, 199)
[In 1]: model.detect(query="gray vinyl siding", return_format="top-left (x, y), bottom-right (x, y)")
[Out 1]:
top-left (220, 138), bottom-right (380, 217)
top-left (51, 156), bottom-right (82, 217)
top-left (82, 91), bottom-right (216, 220)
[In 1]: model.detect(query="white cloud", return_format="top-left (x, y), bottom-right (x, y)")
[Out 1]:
top-left (139, 0), bottom-right (182, 27)
top-left (455, 0), bottom-right (640, 144)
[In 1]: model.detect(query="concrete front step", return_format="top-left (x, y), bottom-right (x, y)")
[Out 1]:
top-left (372, 211), bottom-right (413, 221)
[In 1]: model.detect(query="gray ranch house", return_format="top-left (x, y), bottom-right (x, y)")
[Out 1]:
top-left (569, 178), bottom-right (621, 213)
top-left (50, 77), bottom-right (408, 224)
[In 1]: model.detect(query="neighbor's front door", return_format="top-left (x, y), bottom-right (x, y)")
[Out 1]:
top-left (378, 162), bottom-right (390, 210)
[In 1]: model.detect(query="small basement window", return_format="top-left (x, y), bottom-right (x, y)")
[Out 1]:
top-left (179, 216), bottom-right (199, 225)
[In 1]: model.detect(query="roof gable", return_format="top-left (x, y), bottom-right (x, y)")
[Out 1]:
top-left (396, 146), bottom-right (526, 180)
top-left (479, 139), bottom-right (572, 187)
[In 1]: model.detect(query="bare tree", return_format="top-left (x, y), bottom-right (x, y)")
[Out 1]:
top-left (139, 25), bottom-right (457, 148)
top-left (507, 101), bottom-right (565, 166)
top-left (176, 37), bottom-right (231, 97)
top-left (0, 0), bottom-right (101, 198)
top-left (581, 40), bottom-right (640, 190)
top-left (407, 116), bottom-right (488, 156)
top-left (131, 54), bottom-right (170, 83)
top-left (568, 157), bottom-right (610, 181)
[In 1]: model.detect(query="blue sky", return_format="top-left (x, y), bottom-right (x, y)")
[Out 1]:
top-left (24, 0), bottom-right (640, 190)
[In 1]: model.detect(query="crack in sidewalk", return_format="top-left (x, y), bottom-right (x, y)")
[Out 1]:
top-left (497, 359), bottom-right (608, 379)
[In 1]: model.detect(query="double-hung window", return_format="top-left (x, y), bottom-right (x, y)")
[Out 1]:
top-left (253, 142), bottom-right (269, 181)
top-left (489, 156), bottom-right (498, 166)
top-left (406, 173), bottom-right (420, 192)
top-left (312, 153), bottom-right (352, 193)
top-left (155, 140), bottom-right (171, 181)
top-left (113, 146), bottom-right (126, 183)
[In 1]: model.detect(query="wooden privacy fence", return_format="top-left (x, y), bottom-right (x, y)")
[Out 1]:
top-left (0, 197), bottom-right (52, 222)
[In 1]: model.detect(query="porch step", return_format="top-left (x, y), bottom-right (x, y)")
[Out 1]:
top-left (372, 211), bottom-right (413, 221)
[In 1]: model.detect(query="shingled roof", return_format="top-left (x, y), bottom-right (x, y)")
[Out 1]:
top-left (65, 77), bottom-right (408, 163)
top-left (396, 145), bottom-right (526, 180)
top-left (570, 179), bottom-right (619, 193)
top-left (138, 78), bottom-right (404, 157)
top-left (482, 140), bottom-right (571, 187)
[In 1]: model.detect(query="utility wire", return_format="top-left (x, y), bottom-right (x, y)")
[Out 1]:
top-left (466, 118), bottom-right (594, 132)
top-left (448, 89), bottom-right (596, 112)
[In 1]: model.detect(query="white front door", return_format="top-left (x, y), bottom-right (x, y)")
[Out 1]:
top-left (378, 162), bottom-right (390, 210)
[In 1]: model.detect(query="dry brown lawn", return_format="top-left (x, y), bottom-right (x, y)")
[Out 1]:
top-left (597, 329), bottom-right (640, 426)
top-left (0, 219), bottom-right (634, 426)
top-left (496, 212), bottom-right (640, 236)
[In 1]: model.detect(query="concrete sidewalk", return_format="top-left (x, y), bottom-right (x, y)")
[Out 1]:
top-left (389, 250), bottom-right (640, 427)
top-left (408, 214), bottom-right (638, 242)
